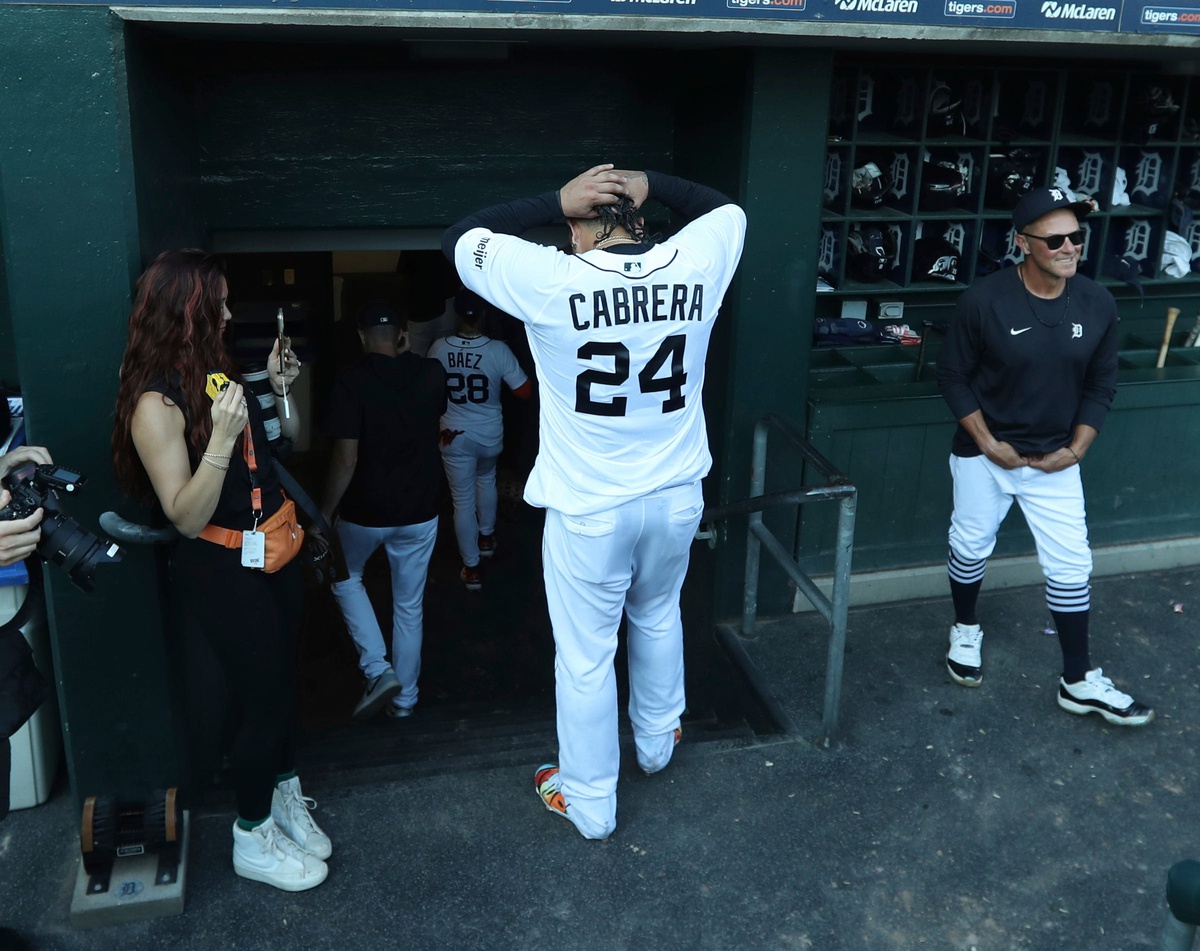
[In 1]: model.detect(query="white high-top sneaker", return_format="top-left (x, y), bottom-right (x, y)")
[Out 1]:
top-left (272, 776), bottom-right (333, 860)
top-left (232, 816), bottom-right (328, 892)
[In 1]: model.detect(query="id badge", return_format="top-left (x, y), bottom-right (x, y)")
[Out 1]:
top-left (241, 530), bottom-right (266, 569)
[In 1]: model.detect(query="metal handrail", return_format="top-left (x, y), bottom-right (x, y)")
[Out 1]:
top-left (701, 413), bottom-right (857, 747)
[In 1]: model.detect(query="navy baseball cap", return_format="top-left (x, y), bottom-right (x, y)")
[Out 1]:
top-left (455, 289), bottom-right (487, 321)
top-left (1012, 187), bottom-right (1094, 234)
top-left (358, 300), bottom-right (398, 329)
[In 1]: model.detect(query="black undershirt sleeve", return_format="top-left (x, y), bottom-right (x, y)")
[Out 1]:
top-left (442, 172), bottom-right (738, 263)
top-left (441, 190), bottom-right (562, 262)
top-left (645, 171), bottom-right (736, 223)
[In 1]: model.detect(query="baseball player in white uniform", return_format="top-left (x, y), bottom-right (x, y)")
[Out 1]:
top-left (428, 289), bottom-right (532, 590)
top-left (443, 164), bottom-right (746, 839)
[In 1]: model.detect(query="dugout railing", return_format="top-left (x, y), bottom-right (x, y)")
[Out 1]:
top-left (700, 413), bottom-right (857, 747)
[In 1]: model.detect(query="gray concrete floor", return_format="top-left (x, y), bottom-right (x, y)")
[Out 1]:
top-left (2, 566), bottom-right (1197, 950)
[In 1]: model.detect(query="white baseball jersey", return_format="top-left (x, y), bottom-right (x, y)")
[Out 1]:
top-left (454, 204), bottom-right (746, 515)
top-left (427, 334), bottom-right (527, 447)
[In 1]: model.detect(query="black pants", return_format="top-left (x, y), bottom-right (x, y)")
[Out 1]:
top-left (172, 542), bottom-right (303, 821)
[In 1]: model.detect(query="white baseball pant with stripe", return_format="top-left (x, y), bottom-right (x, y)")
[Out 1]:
top-left (948, 454), bottom-right (1092, 613)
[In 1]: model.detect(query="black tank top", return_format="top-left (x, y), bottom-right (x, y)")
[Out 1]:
top-left (146, 372), bottom-right (284, 532)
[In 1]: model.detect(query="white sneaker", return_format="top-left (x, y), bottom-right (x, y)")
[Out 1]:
top-left (1058, 668), bottom-right (1155, 727)
top-left (946, 623), bottom-right (983, 686)
top-left (232, 817), bottom-right (328, 892)
top-left (271, 777), bottom-right (333, 860)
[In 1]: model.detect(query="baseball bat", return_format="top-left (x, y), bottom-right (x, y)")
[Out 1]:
top-left (1156, 307), bottom-right (1181, 369)
top-left (1185, 309), bottom-right (1200, 348)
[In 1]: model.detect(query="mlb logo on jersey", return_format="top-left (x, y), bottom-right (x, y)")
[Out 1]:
top-left (624, 261), bottom-right (644, 274)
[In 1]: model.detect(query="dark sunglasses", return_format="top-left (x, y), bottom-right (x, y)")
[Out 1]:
top-left (1022, 230), bottom-right (1085, 251)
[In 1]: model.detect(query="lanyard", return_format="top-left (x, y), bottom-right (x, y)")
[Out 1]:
top-left (241, 423), bottom-right (262, 529)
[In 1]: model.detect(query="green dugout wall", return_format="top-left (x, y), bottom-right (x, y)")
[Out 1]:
top-left (1, 6), bottom-right (1197, 799)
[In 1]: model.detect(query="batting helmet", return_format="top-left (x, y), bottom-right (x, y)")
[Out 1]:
top-left (846, 225), bottom-right (893, 284)
top-left (1129, 85), bottom-right (1180, 142)
top-left (912, 237), bottom-right (961, 284)
top-left (985, 149), bottom-right (1037, 211)
top-left (926, 81), bottom-right (966, 138)
top-left (920, 159), bottom-right (970, 212)
top-left (851, 160), bottom-right (892, 209)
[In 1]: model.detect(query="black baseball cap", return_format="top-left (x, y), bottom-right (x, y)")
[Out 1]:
top-left (358, 300), bottom-right (399, 329)
top-left (455, 289), bottom-right (488, 321)
top-left (1012, 187), bottom-right (1094, 233)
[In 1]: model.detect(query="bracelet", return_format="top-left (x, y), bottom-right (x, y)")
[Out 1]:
top-left (1066, 446), bottom-right (1080, 462)
top-left (271, 385), bottom-right (286, 397)
top-left (201, 456), bottom-right (230, 472)
top-left (202, 451), bottom-right (231, 462)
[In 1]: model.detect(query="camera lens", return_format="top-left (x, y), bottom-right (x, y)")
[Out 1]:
top-left (37, 512), bottom-right (122, 594)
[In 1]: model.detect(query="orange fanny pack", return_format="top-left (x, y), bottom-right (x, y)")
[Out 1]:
top-left (198, 497), bottom-right (305, 573)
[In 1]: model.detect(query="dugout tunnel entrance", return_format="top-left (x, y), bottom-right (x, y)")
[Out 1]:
top-left (176, 240), bottom-right (785, 799)
top-left (116, 24), bottom-right (785, 801)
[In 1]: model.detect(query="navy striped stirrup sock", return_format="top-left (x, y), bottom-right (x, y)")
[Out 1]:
top-left (1050, 608), bottom-right (1092, 683)
top-left (948, 550), bottom-right (986, 626)
top-left (1047, 580), bottom-right (1092, 683)
top-left (1046, 579), bottom-right (1090, 614)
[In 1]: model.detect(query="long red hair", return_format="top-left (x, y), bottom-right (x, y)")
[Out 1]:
top-left (112, 249), bottom-right (235, 502)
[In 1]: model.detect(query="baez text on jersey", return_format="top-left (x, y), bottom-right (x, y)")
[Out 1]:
top-left (446, 351), bottom-right (482, 369)
top-left (569, 283), bottom-right (704, 332)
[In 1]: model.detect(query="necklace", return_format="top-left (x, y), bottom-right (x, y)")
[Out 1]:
top-left (1018, 263), bottom-right (1070, 329)
top-left (595, 235), bottom-right (640, 250)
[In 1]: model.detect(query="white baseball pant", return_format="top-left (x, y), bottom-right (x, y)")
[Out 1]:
top-left (948, 454), bottom-right (1092, 588)
top-left (440, 434), bottom-right (500, 568)
top-left (332, 515), bottom-right (438, 710)
top-left (543, 481), bottom-right (704, 840)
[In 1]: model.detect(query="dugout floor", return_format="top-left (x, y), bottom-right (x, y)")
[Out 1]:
top-left (285, 462), bottom-right (780, 791)
top-left (3, 565), bottom-right (1196, 949)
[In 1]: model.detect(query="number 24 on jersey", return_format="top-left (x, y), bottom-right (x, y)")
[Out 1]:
top-left (575, 334), bottom-right (687, 417)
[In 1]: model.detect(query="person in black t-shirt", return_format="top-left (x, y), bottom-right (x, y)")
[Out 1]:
top-left (320, 301), bottom-right (447, 721)
top-left (937, 188), bottom-right (1153, 727)
top-left (113, 249), bottom-right (330, 892)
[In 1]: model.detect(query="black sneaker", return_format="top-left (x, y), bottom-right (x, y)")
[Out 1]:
top-left (478, 534), bottom-right (497, 558)
top-left (1057, 668), bottom-right (1155, 727)
top-left (351, 669), bottom-right (402, 720)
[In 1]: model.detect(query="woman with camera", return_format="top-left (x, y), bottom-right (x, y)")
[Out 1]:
top-left (112, 249), bottom-right (329, 892)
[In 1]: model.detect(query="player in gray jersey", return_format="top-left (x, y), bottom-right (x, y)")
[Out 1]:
top-left (428, 290), bottom-right (531, 590)
top-left (444, 164), bottom-right (745, 839)
top-left (938, 187), bottom-right (1152, 727)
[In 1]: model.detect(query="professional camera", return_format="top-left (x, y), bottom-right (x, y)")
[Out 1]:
top-left (0, 462), bottom-right (122, 593)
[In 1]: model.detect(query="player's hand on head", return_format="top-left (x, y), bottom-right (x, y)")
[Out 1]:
top-left (609, 170), bottom-right (648, 209)
top-left (560, 164), bottom-right (629, 218)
